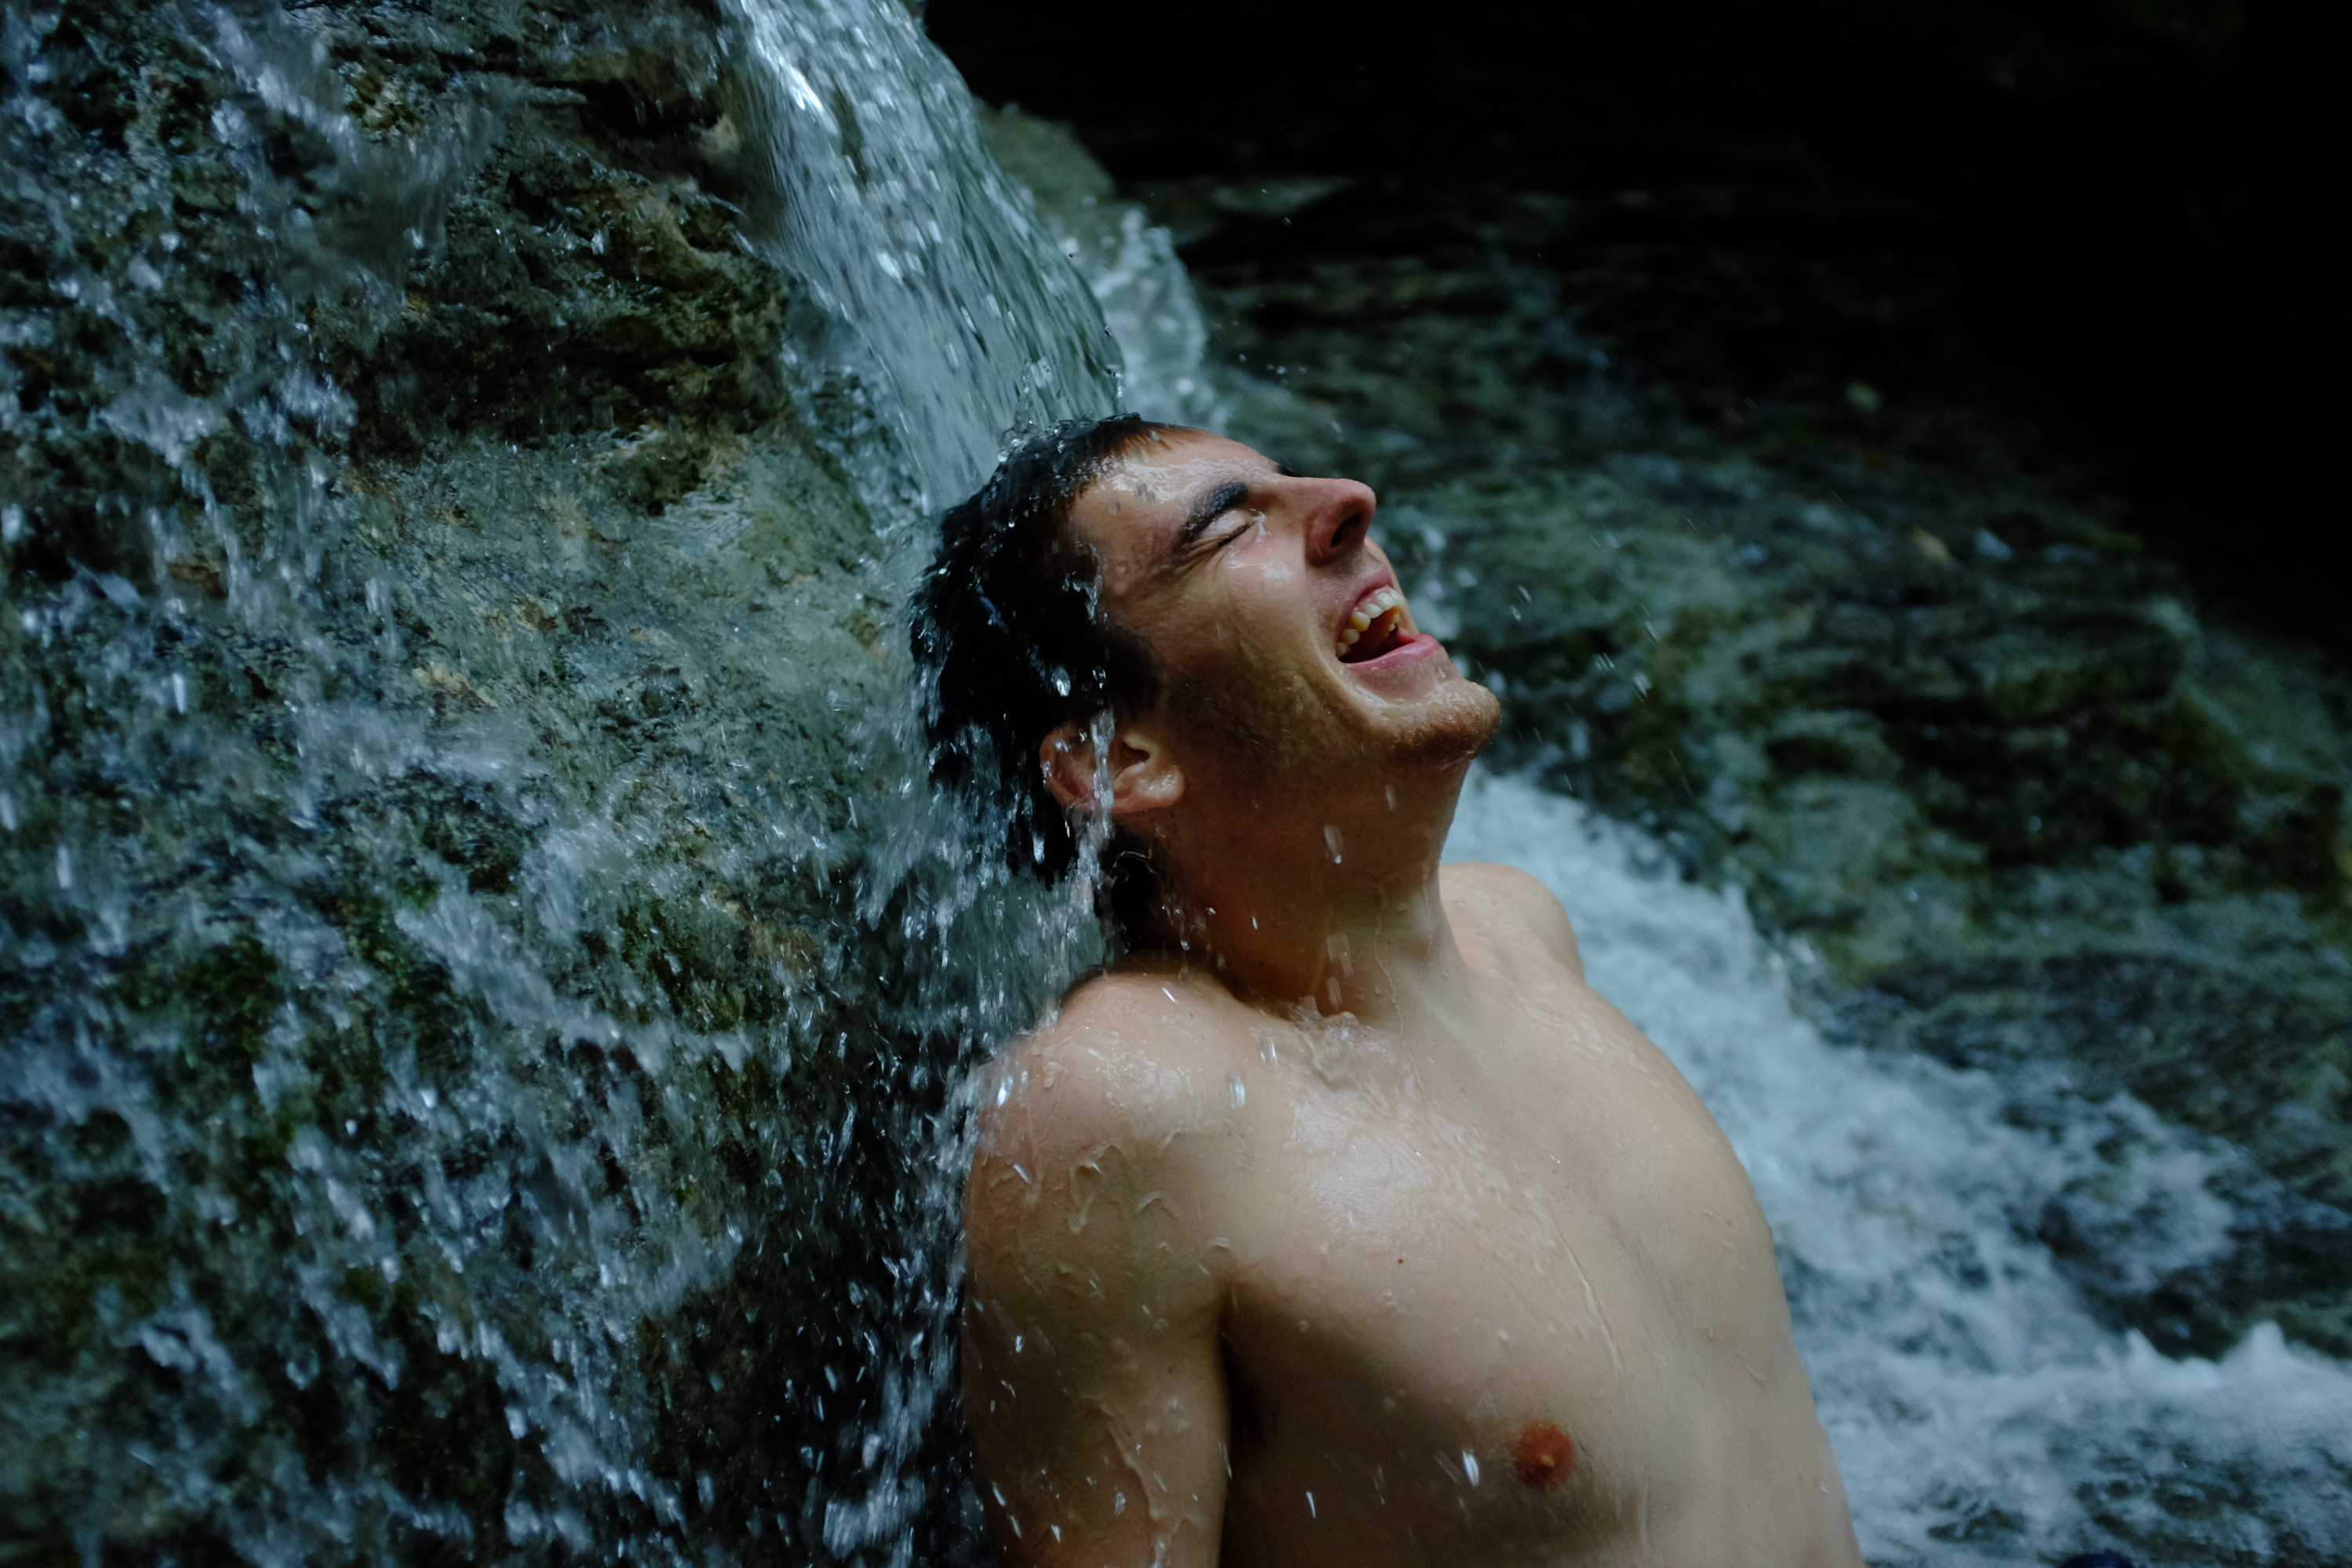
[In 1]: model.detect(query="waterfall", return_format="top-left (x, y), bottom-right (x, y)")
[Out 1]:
top-left (0, 1), bottom-right (1110, 1560)
top-left (4, 1), bottom-right (2344, 1565)
top-left (724, 0), bottom-right (1119, 512)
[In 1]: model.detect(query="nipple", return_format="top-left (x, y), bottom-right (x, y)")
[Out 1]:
top-left (1512, 1422), bottom-right (1575, 1492)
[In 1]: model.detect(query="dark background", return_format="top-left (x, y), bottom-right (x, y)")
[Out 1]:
top-left (927, 0), bottom-right (2347, 652)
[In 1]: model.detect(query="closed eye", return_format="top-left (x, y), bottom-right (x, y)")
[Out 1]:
top-left (1210, 510), bottom-right (1263, 551)
top-left (1174, 479), bottom-right (1253, 556)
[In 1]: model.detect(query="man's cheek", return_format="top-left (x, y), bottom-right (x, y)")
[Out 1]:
top-left (1202, 619), bottom-right (1293, 688)
top-left (1221, 547), bottom-right (1296, 584)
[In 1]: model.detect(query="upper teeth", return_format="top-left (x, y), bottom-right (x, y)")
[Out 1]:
top-left (1338, 586), bottom-right (1405, 655)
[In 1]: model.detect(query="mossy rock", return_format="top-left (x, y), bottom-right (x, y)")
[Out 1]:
top-left (0, 2), bottom-right (1014, 1561)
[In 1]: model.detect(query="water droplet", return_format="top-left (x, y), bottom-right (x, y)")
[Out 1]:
top-left (1463, 1450), bottom-right (1480, 1486)
top-left (1227, 1074), bottom-right (1246, 1109)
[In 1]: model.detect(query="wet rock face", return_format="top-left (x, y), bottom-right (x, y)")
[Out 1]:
top-left (1178, 184), bottom-right (2352, 1358)
top-left (4, 0), bottom-right (780, 551)
top-left (3, 3), bottom-right (983, 1561)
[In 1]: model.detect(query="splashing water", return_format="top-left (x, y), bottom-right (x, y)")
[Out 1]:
top-left (963, 104), bottom-right (1222, 431)
top-left (0, 0), bottom-right (1103, 1560)
top-left (720, 6), bottom-right (1141, 1555)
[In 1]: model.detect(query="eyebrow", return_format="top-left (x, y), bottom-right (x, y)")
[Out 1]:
top-left (1172, 478), bottom-right (1253, 553)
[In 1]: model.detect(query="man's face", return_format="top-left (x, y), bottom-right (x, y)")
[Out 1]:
top-left (1065, 430), bottom-right (1499, 800)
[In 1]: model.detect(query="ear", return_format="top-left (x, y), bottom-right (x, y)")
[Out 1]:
top-left (1039, 720), bottom-right (1185, 819)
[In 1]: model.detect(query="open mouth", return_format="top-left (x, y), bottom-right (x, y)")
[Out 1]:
top-left (1338, 584), bottom-right (1413, 663)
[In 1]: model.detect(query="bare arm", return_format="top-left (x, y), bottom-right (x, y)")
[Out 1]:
top-left (961, 992), bottom-right (1232, 1565)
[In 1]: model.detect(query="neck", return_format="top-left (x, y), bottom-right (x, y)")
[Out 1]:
top-left (1142, 765), bottom-right (1477, 1035)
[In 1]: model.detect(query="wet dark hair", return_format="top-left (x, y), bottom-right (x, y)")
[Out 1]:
top-left (911, 414), bottom-right (1185, 937)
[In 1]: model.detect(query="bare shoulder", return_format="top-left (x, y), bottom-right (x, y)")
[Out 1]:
top-left (982, 966), bottom-right (1249, 1144)
top-left (1440, 860), bottom-right (1584, 979)
top-left (968, 965), bottom-right (1250, 1230)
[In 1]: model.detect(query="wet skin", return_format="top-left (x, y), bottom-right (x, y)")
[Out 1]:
top-left (961, 432), bottom-right (1864, 1566)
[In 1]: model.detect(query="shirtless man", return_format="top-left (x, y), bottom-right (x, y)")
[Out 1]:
top-left (913, 417), bottom-right (1864, 1566)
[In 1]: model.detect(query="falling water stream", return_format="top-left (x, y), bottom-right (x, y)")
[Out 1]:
top-left (722, 0), bottom-right (1116, 510)
top-left (1, 1), bottom-right (2344, 1565)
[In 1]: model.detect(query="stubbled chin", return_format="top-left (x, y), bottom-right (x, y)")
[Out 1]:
top-left (1385, 670), bottom-right (1502, 768)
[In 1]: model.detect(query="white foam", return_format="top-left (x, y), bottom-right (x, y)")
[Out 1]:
top-left (1446, 770), bottom-right (2352, 1566)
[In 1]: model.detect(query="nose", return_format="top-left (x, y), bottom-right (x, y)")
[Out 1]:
top-left (1301, 476), bottom-right (1377, 564)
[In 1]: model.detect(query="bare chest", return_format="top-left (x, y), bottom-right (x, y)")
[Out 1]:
top-left (1202, 1004), bottom-right (1798, 1555)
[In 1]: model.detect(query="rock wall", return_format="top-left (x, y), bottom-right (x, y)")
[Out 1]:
top-left (2, 2), bottom-right (1003, 1559)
